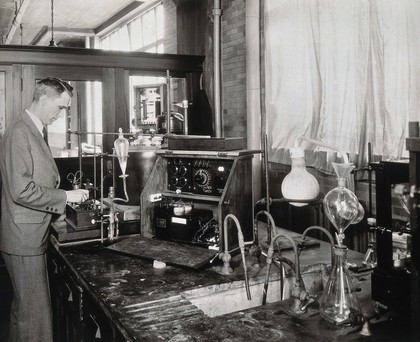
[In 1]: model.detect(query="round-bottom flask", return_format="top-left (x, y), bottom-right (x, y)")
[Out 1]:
top-left (281, 147), bottom-right (320, 206)
top-left (319, 245), bottom-right (362, 325)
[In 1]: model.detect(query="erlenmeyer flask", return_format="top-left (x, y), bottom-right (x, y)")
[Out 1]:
top-left (323, 163), bottom-right (360, 245)
top-left (114, 128), bottom-right (129, 176)
top-left (319, 245), bottom-right (362, 325)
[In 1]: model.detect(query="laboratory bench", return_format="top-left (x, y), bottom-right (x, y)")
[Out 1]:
top-left (48, 223), bottom-right (415, 342)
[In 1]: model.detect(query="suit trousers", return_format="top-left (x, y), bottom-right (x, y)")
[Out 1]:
top-left (1, 252), bottom-right (53, 342)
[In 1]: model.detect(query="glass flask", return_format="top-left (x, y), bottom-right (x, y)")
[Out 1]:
top-left (114, 127), bottom-right (129, 176)
top-left (323, 163), bottom-right (361, 245)
top-left (319, 245), bottom-right (362, 325)
top-left (281, 147), bottom-right (320, 207)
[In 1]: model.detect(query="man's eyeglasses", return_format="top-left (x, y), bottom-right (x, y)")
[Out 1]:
top-left (38, 77), bottom-right (74, 95)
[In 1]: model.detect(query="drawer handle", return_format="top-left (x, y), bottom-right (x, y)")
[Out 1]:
top-left (65, 283), bottom-right (73, 302)
top-left (52, 259), bottom-right (58, 274)
top-left (90, 314), bottom-right (102, 339)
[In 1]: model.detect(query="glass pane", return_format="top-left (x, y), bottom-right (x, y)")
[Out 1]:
top-left (119, 26), bottom-right (131, 51)
top-left (129, 18), bottom-right (143, 50)
top-left (48, 80), bottom-right (103, 157)
top-left (101, 36), bottom-right (110, 50)
top-left (109, 31), bottom-right (120, 51)
top-left (0, 72), bottom-right (5, 135)
top-left (129, 75), bottom-right (188, 135)
top-left (156, 4), bottom-right (164, 40)
top-left (146, 46), bottom-right (157, 53)
top-left (130, 76), bottom-right (165, 133)
top-left (142, 9), bottom-right (156, 46)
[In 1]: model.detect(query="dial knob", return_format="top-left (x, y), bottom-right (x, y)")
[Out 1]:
top-left (178, 177), bottom-right (187, 187)
top-left (170, 176), bottom-right (178, 186)
top-left (179, 165), bottom-right (188, 176)
top-left (194, 169), bottom-right (209, 186)
top-left (169, 165), bottom-right (179, 175)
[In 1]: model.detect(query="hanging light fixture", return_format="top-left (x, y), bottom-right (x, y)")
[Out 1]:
top-left (49, 0), bottom-right (57, 46)
top-left (20, 23), bottom-right (23, 45)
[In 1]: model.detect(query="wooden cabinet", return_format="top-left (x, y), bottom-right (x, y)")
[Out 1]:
top-left (140, 149), bottom-right (258, 252)
top-left (48, 248), bottom-right (127, 342)
top-left (49, 248), bottom-right (83, 341)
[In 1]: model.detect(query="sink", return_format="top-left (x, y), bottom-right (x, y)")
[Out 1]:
top-left (181, 266), bottom-right (326, 317)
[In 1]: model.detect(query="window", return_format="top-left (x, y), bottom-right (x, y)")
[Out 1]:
top-left (264, 0), bottom-right (420, 172)
top-left (100, 3), bottom-right (164, 53)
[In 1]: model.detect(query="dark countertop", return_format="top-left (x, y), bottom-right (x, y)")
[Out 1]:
top-left (50, 226), bottom-right (415, 342)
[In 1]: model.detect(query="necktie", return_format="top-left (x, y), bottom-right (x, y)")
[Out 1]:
top-left (42, 125), bottom-right (49, 146)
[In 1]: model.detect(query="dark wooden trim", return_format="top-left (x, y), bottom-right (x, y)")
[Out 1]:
top-left (0, 46), bottom-right (204, 73)
top-left (95, 1), bottom-right (145, 34)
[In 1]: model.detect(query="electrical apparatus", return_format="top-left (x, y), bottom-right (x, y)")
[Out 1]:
top-left (55, 129), bottom-right (140, 243)
top-left (141, 149), bottom-right (258, 255)
top-left (370, 160), bottom-right (412, 316)
top-left (154, 199), bottom-right (217, 248)
top-left (167, 157), bottom-right (233, 195)
top-left (405, 123), bottom-right (420, 329)
top-left (161, 156), bottom-right (238, 250)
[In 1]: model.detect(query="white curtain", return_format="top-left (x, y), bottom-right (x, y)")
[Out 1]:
top-left (264, 0), bottom-right (420, 172)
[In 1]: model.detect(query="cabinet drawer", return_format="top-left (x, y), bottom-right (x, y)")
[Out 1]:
top-left (83, 294), bottom-right (114, 341)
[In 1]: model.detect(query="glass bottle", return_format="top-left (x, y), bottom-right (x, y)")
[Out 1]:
top-left (281, 147), bottom-right (320, 207)
top-left (114, 127), bottom-right (129, 176)
top-left (319, 245), bottom-right (362, 325)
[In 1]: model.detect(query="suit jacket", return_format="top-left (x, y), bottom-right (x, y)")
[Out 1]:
top-left (0, 111), bottom-right (67, 255)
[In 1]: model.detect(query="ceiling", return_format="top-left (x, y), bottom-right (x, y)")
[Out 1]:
top-left (0, 0), bottom-right (152, 47)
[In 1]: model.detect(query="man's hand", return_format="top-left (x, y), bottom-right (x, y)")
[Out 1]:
top-left (66, 189), bottom-right (90, 203)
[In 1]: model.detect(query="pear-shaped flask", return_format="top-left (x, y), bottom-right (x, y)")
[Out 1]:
top-left (114, 127), bottom-right (129, 176)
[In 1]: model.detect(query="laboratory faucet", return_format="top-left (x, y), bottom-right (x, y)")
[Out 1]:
top-left (251, 210), bottom-right (278, 267)
top-left (104, 186), bottom-right (119, 241)
top-left (262, 231), bottom-right (316, 314)
top-left (90, 186), bottom-right (120, 242)
top-left (218, 214), bottom-right (252, 300)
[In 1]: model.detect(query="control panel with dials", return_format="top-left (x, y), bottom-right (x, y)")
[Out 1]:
top-left (167, 157), bottom-right (233, 195)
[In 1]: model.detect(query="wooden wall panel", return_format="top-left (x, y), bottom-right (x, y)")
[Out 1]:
top-left (0, 65), bottom-right (13, 129)
top-left (0, 46), bottom-right (204, 151)
top-left (114, 68), bottom-right (130, 134)
top-left (102, 68), bottom-right (116, 154)
top-left (21, 65), bottom-right (35, 110)
top-left (11, 64), bottom-right (22, 119)
top-left (34, 65), bottom-right (102, 82)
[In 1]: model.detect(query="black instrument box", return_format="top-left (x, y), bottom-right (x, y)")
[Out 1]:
top-left (154, 206), bottom-right (214, 245)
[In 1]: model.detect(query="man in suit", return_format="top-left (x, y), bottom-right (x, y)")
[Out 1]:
top-left (0, 77), bottom-right (89, 342)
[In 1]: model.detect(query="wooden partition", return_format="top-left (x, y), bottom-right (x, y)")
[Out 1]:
top-left (0, 45), bottom-right (204, 152)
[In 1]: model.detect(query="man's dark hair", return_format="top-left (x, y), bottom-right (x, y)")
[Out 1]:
top-left (34, 77), bottom-right (74, 101)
